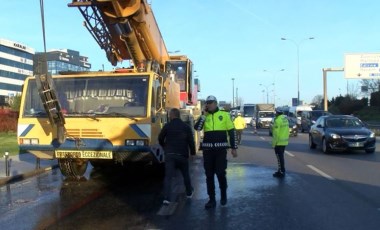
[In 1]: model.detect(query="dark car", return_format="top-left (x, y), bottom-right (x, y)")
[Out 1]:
top-left (269, 116), bottom-right (298, 137)
top-left (300, 110), bottom-right (331, 133)
top-left (309, 115), bottom-right (376, 154)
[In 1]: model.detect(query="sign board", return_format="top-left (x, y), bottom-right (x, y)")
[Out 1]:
top-left (292, 98), bottom-right (298, 106)
top-left (344, 53), bottom-right (380, 79)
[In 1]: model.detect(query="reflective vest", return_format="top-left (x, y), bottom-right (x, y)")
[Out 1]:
top-left (194, 108), bottom-right (237, 150)
top-left (233, 116), bottom-right (246, 130)
top-left (272, 114), bottom-right (289, 147)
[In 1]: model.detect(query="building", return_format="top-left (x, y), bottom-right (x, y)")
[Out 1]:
top-left (34, 49), bottom-right (91, 75)
top-left (0, 38), bottom-right (34, 98)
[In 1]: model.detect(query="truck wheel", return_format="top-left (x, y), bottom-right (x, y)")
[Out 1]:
top-left (59, 159), bottom-right (88, 178)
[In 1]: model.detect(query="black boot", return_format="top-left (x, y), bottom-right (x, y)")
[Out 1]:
top-left (205, 197), bottom-right (216, 210)
top-left (273, 171), bottom-right (285, 178)
top-left (220, 190), bottom-right (227, 206)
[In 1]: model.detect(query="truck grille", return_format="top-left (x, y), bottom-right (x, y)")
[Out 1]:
top-left (66, 129), bottom-right (104, 138)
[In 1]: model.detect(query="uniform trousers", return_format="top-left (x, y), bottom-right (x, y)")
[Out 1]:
top-left (203, 149), bottom-right (228, 199)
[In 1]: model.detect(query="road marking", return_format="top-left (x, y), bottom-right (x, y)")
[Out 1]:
top-left (260, 137), bottom-right (265, 140)
top-left (285, 151), bottom-right (295, 157)
top-left (307, 165), bottom-right (335, 180)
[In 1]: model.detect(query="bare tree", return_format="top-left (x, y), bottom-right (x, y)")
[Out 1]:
top-left (360, 79), bottom-right (380, 94)
top-left (311, 94), bottom-right (323, 109)
top-left (347, 82), bottom-right (361, 99)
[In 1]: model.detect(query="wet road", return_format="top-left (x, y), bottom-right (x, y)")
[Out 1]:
top-left (1, 128), bottom-right (380, 230)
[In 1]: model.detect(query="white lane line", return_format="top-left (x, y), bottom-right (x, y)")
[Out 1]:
top-left (260, 137), bottom-right (265, 140)
top-left (307, 165), bottom-right (335, 180)
top-left (285, 151), bottom-right (295, 157)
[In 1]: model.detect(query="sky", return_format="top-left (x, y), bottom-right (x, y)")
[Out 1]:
top-left (1, 0), bottom-right (379, 106)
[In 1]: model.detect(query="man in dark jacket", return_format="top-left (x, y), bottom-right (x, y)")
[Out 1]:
top-left (158, 108), bottom-right (196, 205)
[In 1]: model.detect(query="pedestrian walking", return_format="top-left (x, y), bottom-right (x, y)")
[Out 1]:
top-left (271, 108), bottom-right (290, 178)
top-left (194, 95), bottom-right (238, 209)
top-left (158, 108), bottom-right (196, 205)
top-left (233, 112), bottom-right (246, 144)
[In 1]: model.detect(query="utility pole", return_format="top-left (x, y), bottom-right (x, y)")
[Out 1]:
top-left (231, 78), bottom-right (235, 107)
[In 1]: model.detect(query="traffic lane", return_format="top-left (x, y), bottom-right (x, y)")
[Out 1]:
top-left (1, 128), bottom-right (379, 229)
top-left (282, 132), bottom-right (380, 187)
top-left (27, 160), bottom-right (380, 230)
top-left (156, 162), bottom-right (380, 230)
top-left (253, 130), bottom-right (380, 220)
top-left (0, 145), bottom-right (379, 229)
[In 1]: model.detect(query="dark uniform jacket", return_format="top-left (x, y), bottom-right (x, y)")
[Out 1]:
top-left (158, 118), bottom-right (196, 158)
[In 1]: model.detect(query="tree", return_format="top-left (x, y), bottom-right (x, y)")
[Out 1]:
top-left (311, 95), bottom-right (323, 109)
top-left (360, 79), bottom-right (380, 95)
top-left (347, 82), bottom-right (360, 98)
top-left (9, 94), bottom-right (21, 111)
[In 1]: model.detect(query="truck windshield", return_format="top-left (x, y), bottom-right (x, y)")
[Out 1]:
top-left (23, 76), bottom-right (149, 117)
top-left (243, 106), bottom-right (255, 117)
top-left (259, 112), bottom-right (274, 118)
top-left (165, 61), bottom-right (187, 91)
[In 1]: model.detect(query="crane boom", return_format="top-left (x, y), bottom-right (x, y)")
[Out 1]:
top-left (69, 0), bottom-right (170, 71)
top-left (17, 0), bottom-right (201, 178)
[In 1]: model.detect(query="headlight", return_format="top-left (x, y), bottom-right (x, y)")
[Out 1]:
top-left (22, 139), bottom-right (31, 145)
top-left (31, 138), bottom-right (39, 145)
top-left (125, 139), bottom-right (146, 146)
top-left (370, 132), bottom-right (375, 138)
top-left (125, 140), bottom-right (135, 146)
top-left (20, 138), bottom-right (39, 145)
top-left (330, 133), bottom-right (340, 139)
top-left (136, 140), bottom-right (145, 146)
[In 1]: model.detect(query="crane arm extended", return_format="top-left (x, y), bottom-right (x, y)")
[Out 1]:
top-left (69, 0), bottom-right (170, 70)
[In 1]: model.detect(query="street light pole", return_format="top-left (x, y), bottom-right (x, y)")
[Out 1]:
top-left (236, 87), bottom-right (238, 107)
top-left (281, 37), bottom-right (314, 105)
top-left (232, 78), bottom-right (235, 108)
top-left (263, 69), bottom-right (285, 106)
top-left (259, 83), bottom-right (274, 104)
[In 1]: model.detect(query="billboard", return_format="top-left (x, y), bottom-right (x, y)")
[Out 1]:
top-left (344, 53), bottom-right (380, 79)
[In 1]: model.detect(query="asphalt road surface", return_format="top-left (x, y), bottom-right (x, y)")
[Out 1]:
top-left (1, 127), bottom-right (380, 230)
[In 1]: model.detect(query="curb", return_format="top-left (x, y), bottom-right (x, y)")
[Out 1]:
top-left (0, 164), bottom-right (59, 187)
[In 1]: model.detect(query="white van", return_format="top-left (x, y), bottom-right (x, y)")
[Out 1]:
top-left (288, 105), bottom-right (313, 128)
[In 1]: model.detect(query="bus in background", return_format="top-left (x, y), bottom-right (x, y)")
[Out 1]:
top-left (240, 104), bottom-right (256, 126)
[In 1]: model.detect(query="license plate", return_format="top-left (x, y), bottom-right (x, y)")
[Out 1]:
top-left (348, 142), bottom-right (364, 147)
top-left (55, 150), bottom-right (113, 159)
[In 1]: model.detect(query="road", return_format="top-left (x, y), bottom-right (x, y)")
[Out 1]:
top-left (1, 127), bottom-right (380, 230)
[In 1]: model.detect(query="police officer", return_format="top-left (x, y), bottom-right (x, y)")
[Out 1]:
top-left (194, 95), bottom-right (238, 209)
top-left (271, 108), bottom-right (290, 178)
top-left (233, 112), bottom-right (246, 144)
